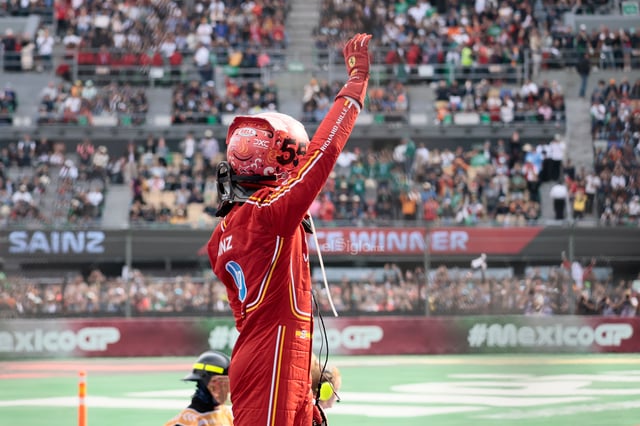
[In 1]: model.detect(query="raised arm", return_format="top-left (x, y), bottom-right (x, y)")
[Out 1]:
top-left (251, 34), bottom-right (372, 235)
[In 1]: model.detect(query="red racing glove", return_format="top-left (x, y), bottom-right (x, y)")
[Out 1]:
top-left (335, 33), bottom-right (372, 109)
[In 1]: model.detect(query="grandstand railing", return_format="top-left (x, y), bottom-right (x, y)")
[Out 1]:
top-left (0, 5), bottom-right (53, 23)
top-left (532, 46), bottom-right (640, 71)
top-left (2, 45), bottom-right (529, 86)
top-left (0, 119), bottom-right (566, 145)
top-left (65, 50), bottom-right (278, 88)
top-left (2, 213), bottom-right (637, 232)
top-left (31, 97), bottom-right (566, 127)
top-left (0, 46), bottom-right (281, 86)
top-left (36, 111), bottom-right (148, 127)
top-left (2, 43), bottom-right (639, 85)
top-left (312, 47), bottom-right (527, 86)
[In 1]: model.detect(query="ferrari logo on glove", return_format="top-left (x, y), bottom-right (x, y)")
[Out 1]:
top-left (348, 56), bottom-right (356, 68)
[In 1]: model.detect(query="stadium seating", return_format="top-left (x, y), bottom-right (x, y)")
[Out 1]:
top-left (171, 78), bottom-right (279, 125)
top-left (587, 76), bottom-right (640, 224)
top-left (315, 0), bottom-right (640, 84)
top-left (37, 79), bottom-right (149, 126)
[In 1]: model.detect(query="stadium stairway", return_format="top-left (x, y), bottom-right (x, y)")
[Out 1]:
top-left (564, 97), bottom-right (593, 172)
top-left (145, 87), bottom-right (173, 127)
top-left (101, 184), bottom-right (131, 228)
top-left (536, 68), bottom-right (620, 220)
top-left (271, 0), bottom-right (322, 117)
top-left (285, 0), bottom-right (320, 71)
top-left (407, 84), bottom-right (435, 124)
top-left (539, 181), bottom-right (555, 220)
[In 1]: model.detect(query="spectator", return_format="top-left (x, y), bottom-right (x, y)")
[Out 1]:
top-left (576, 52), bottom-right (591, 98)
top-left (200, 130), bottom-right (220, 170)
top-left (85, 186), bottom-right (105, 218)
top-left (12, 184), bottom-right (33, 206)
top-left (2, 28), bottom-right (19, 72)
top-left (180, 132), bottom-right (197, 167)
top-left (550, 179), bottom-right (569, 220)
top-left (584, 170), bottom-right (602, 215)
top-left (20, 34), bottom-right (36, 72)
top-left (76, 139), bottom-right (95, 167)
top-left (92, 145), bottom-right (109, 181)
top-left (40, 81), bottom-right (58, 101)
top-left (35, 27), bottom-right (54, 72)
top-left (548, 134), bottom-right (566, 181)
top-left (81, 80), bottom-right (97, 101)
top-left (194, 43), bottom-right (213, 83)
top-left (59, 159), bottom-right (79, 182)
top-left (573, 188), bottom-right (587, 219)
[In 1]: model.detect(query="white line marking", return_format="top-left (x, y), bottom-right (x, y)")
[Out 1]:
top-left (0, 396), bottom-right (185, 410)
top-left (340, 391), bottom-right (592, 407)
top-left (326, 404), bottom-right (485, 417)
top-left (479, 400), bottom-right (640, 419)
top-left (126, 390), bottom-right (192, 398)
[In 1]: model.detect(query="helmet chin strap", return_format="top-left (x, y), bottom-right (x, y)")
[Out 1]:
top-left (215, 162), bottom-right (314, 235)
top-left (215, 161), bottom-right (276, 218)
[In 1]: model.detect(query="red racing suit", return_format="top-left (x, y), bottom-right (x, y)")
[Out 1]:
top-left (207, 97), bottom-right (363, 426)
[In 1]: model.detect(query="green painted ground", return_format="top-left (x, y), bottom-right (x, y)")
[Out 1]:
top-left (1, 354), bottom-right (640, 426)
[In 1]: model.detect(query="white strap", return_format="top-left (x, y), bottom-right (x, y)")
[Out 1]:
top-left (308, 214), bottom-right (339, 317)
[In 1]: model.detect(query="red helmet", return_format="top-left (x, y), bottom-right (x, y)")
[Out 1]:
top-left (226, 112), bottom-right (309, 186)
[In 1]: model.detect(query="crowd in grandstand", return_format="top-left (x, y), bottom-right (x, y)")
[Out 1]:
top-left (432, 77), bottom-right (566, 124)
top-left (302, 74), bottom-right (566, 126)
top-left (54, 0), bottom-right (290, 51)
top-left (302, 77), bottom-right (409, 123)
top-left (172, 78), bottom-right (279, 124)
top-left (121, 128), bottom-right (557, 226)
top-left (3, 113), bottom-right (635, 229)
top-left (37, 79), bottom-right (149, 125)
top-left (0, 136), bottom-right (109, 226)
top-left (315, 0), bottom-right (640, 83)
top-left (1, 264), bottom-right (638, 317)
top-left (590, 77), bottom-right (640, 138)
top-left (52, 0), bottom-right (290, 84)
top-left (294, 73), bottom-right (636, 226)
top-left (0, 62), bottom-right (637, 227)
top-left (587, 76), bottom-right (640, 224)
top-left (0, 0), bottom-right (638, 86)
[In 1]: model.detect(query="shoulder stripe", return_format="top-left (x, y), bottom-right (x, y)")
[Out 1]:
top-left (247, 150), bottom-right (322, 208)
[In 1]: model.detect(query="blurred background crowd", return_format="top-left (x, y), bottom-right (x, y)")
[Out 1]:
top-left (1, 263), bottom-right (638, 317)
